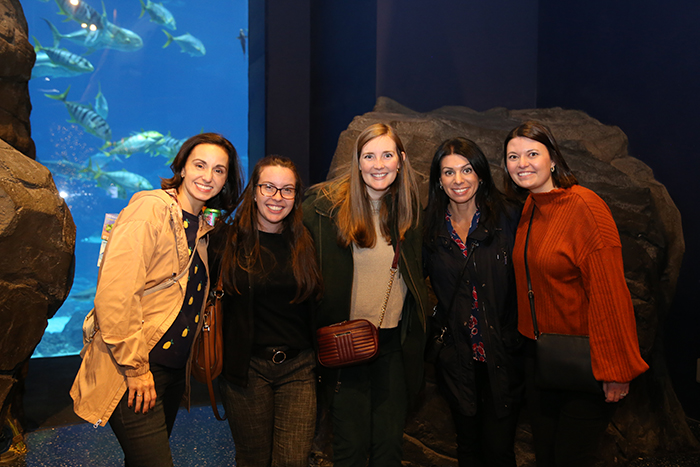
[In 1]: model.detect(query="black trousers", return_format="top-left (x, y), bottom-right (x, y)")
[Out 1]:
top-left (108, 363), bottom-right (186, 467)
top-left (525, 352), bottom-right (614, 467)
top-left (446, 361), bottom-right (519, 467)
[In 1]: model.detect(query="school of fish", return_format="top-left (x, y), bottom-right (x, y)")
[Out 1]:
top-left (36, 0), bottom-right (246, 199)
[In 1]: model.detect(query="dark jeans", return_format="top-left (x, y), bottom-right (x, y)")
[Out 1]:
top-left (449, 361), bottom-right (518, 467)
top-left (330, 327), bottom-right (408, 467)
top-left (219, 348), bottom-right (316, 467)
top-left (108, 363), bottom-right (186, 467)
top-left (525, 353), bottom-right (614, 467)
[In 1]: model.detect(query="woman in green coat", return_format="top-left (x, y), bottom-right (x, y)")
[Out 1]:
top-left (303, 123), bottom-right (428, 467)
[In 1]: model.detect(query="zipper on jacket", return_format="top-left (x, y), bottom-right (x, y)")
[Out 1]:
top-left (93, 419), bottom-right (102, 428)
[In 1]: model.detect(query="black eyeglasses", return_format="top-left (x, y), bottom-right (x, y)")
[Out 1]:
top-left (256, 183), bottom-right (296, 200)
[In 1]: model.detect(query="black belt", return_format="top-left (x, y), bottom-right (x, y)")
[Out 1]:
top-left (252, 346), bottom-right (301, 364)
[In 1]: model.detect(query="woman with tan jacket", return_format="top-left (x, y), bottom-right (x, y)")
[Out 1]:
top-left (71, 133), bottom-right (242, 467)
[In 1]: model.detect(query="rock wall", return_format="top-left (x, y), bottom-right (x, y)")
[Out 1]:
top-left (0, 0), bottom-right (35, 159)
top-left (0, 138), bottom-right (75, 420)
top-left (320, 97), bottom-right (693, 465)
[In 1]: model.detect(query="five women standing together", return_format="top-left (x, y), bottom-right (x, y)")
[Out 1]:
top-left (73, 120), bottom-right (647, 467)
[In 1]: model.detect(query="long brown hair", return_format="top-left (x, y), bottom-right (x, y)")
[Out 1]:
top-left (220, 155), bottom-right (321, 303)
top-left (313, 123), bottom-right (421, 248)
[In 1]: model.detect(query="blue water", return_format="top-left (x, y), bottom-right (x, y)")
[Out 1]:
top-left (23, 0), bottom-right (249, 358)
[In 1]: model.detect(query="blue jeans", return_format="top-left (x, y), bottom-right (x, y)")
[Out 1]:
top-left (108, 363), bottom-right (185, 467)
top-left (219, 349), bottom-right (316, 467)
top-left (330, 327), bottom-right (408, 467)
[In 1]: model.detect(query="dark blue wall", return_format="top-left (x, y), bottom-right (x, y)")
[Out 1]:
top-left (376, 0), bottom-right (539, 112)
top-left (536, 0), bottom-right (700, 418)
top-left (310, 0), bottom-right (378, 183)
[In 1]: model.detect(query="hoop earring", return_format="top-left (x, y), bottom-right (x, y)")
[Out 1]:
top-left (551, 165), bottom-right (556, 173)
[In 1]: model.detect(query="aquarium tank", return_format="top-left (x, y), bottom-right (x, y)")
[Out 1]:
top-left (23, 0), bottom-right (249, 358)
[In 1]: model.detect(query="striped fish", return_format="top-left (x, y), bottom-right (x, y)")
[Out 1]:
top-left (32, 51), bottom-right (86, 79)
top-left (93, 168), bottom-right (154, 199)
top-left (153, 133), bottom-right (186, 161)
top-left (53, 0), bottom-right (104, 30)
top-left (105, 131), bottom-right (163, 157)
top-left (45, 86), bottom-right (112, 142)
top-left (44, 18), bottom-right (143, 53)
top-left (33, 36), bottom-right (94, 73)
top-left (162, 30), bottom-right (205, 57)
top-left (139, 0), bottom-right (177, 30)
top-left (95, 82), bottom-right (108, 119)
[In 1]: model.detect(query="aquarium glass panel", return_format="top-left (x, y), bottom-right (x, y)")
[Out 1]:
top-left (24, 0), bottom-right (249, 358)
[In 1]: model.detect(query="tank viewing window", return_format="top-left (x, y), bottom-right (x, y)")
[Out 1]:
top-left (24, 0), bottom-right (249, 358)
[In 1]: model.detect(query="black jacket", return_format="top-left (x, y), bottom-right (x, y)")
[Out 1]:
top-left (424, 208), bottom-right (524, 418)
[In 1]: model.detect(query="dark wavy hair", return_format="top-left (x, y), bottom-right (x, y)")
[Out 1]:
top-left (161, 133), bottom-right (243, 217)
top-left (220, 155), bottom-right (321, 303)
top-left (425, 137), bottom-right (510, 244)
top-left (502, 121), bottom-right (578, 200)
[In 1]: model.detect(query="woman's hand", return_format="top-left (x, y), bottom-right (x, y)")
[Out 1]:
top-left (126, 371), bottom-right (157, 413)
top-left (603, 381), bottom-right (629, 403)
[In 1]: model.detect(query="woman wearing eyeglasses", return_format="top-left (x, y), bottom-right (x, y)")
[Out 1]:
top-left (211, 155), bottom-right (322, 467)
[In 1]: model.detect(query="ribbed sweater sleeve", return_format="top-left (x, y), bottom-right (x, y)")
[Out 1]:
top-left (514, 185), bottom-right (648, 383)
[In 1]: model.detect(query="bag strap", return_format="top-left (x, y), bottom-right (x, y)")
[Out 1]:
top-left (202, 269), bottom-right (225, 421)
top-left (523, 207), bottom-right (540, 338)
top-left (377, 237), bottom-right (402, 329)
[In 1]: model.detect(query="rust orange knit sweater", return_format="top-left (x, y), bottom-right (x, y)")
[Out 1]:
top-left (513, 185), bottom-right (648, 383)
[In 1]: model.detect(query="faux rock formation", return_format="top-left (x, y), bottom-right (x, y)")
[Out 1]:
top-left (0, 0), bottom-right (35, 159)
top-left (318, 97), bottom-right (692, 466)
top-left (0, 138), bottom-right (75, 412)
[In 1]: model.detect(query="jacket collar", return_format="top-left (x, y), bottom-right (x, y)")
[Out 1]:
top-left (437, 213), bottom-right (490, 244)
top-left (306, 187), bottom-right (334, 217)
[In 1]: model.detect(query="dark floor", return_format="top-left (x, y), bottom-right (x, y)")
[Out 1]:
top-left (3, 356), bottom-right (235, 466)
top-left (4, 356), bottom-right (700, 466)
top-left (9, 405), bottom-right (236, 466)
top-left (625, 418), bottom-right (700, 467)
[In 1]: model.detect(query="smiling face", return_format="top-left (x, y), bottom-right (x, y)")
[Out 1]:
top-left (358, 134), bottom-right (403, 200)
top-left (177, 143), bottom-right (229, 214)
top-left (255, 165), bottom-right (296, 233)
top-left (440, 154), bottom-right (480, 210)
top-left (505, 136), bottom-right (555, 194)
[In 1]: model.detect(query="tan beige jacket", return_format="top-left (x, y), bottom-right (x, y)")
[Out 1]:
top-left (70, 189), bottom-right (214, 426)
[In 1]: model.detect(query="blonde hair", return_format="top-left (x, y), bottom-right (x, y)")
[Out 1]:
top-left (314, 123), bottom-right (421, 248)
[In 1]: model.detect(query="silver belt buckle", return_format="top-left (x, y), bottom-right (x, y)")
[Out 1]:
top-left (272, 350), bottom-right (287, 364)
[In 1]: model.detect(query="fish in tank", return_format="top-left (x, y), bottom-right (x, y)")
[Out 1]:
top-left (24, 0), bottom-right (249, 358)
